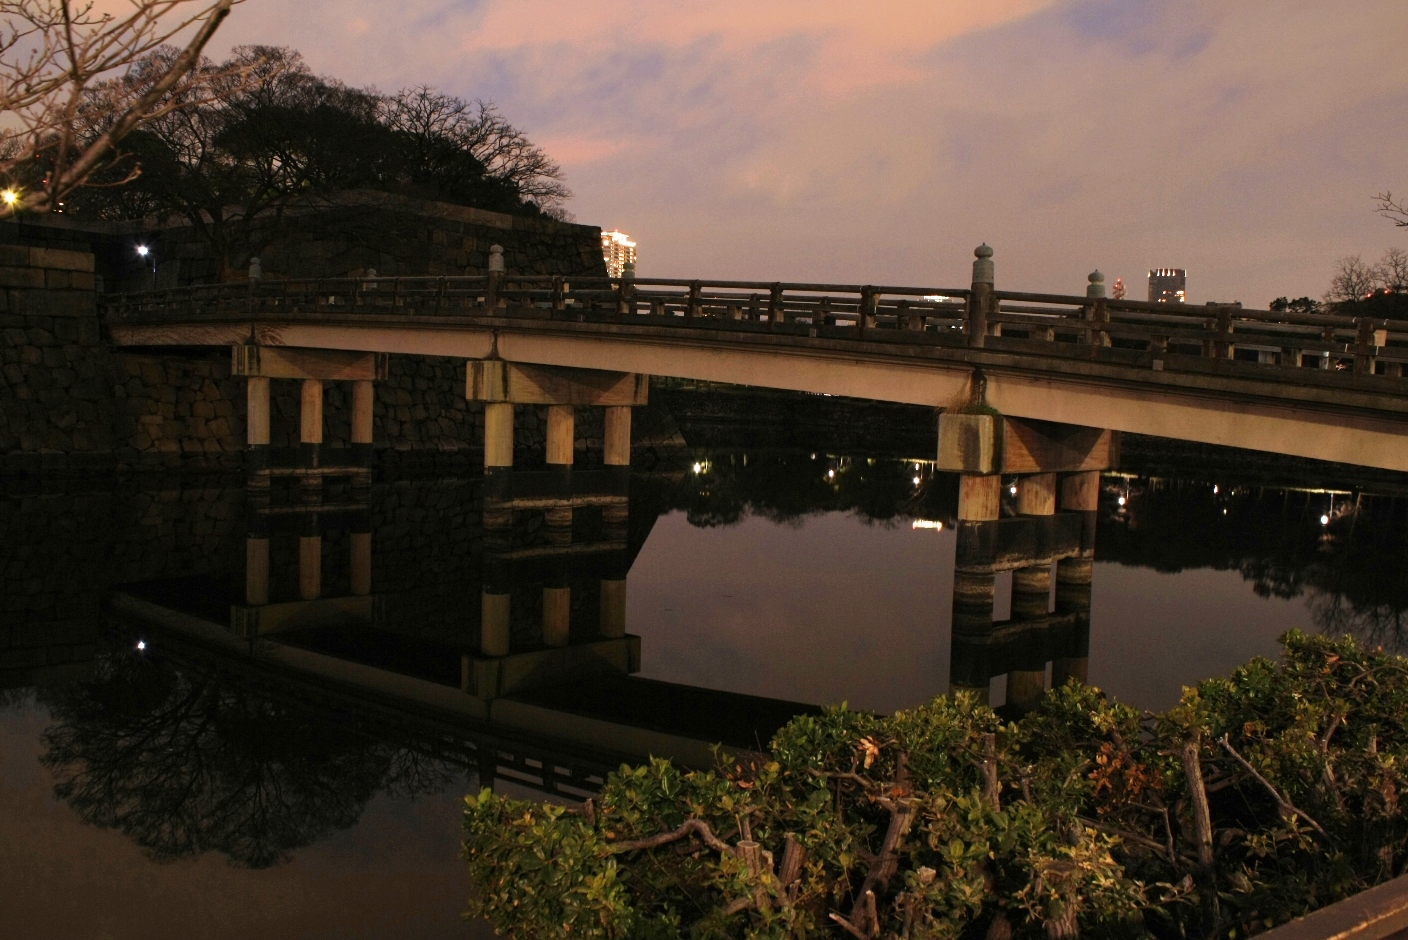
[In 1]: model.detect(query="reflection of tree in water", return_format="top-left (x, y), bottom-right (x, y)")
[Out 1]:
top-left (38, 651), bottom-right (461, 868)
top-left (1101, 483), bottom-right (1408, 652)
top-left (673, 451), bottom-right (949, 529)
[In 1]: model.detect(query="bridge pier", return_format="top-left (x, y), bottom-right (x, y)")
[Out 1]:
top-left (467, 360), bottom-right (648, 653)
top-left (941, 404), bottom-right (1112, 712)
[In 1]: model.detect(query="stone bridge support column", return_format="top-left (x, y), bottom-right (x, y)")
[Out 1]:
top-left (232, 345), bottom-right (388, 478)
top-left (1008, 473), bottom-right (1057, 714)
top-left (468, 360), bottom-right (649, 652)
top-left (939, 399), bottom-right (1117, 711)
top-left (1053, 472), bottom-right (1099, 687)
top-left (950, 473), bottom-right (1000, 704)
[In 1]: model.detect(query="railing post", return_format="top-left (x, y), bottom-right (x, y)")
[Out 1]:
top-left (550, 275), bottom-right (565, 314)
top-left (687, 280), bottom-right (701, 323)
top-left (246, 256), bottom-right (261, 316)
top-left (967, 244), bottom-right (994, 348)
top-left (486, 244), bottom-right (504, 311)
top-left (768, 283), bottom-right (784, 330)
top-left (1214, 307), bottom-right (1233, 360)
top-left (1354, 317), bottom-right (1374, 374)
top-left (1084, 270), bottom-right (1109, 348)
top-left (617, 259), bottom-right (635, 317)
top-left (858, 286), bottom-right (875, 338)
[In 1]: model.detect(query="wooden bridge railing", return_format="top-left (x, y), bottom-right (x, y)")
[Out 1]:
top-left (100, 247), bottom-right (1408, 383)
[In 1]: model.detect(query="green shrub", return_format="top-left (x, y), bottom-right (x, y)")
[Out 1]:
top-left (463, 632), bottom-right (1408, 938)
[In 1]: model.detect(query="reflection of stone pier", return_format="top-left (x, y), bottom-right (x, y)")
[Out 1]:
top-left (233, 345), bottom-right (386, 637)
top-left (940, 405), bottom-right (1111, 711)
top-left (466, 361), bottom-right (649, 698)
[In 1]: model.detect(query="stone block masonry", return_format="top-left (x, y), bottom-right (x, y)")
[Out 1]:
top-left (0, 204), bottom-right (613, 473)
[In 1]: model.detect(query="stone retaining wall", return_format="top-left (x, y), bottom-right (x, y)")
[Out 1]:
top-left (0, 210), bottom-right (614, 472)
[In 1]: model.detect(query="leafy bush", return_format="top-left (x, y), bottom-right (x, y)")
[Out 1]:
top-left (463, 632), bottom-right (1408, 938)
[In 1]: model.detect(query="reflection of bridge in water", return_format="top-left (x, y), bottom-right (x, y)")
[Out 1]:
top-left (4, 434), bottom-right (1403, 877)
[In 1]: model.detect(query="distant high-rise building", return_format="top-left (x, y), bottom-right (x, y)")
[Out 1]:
top-left (601, 230), bottom-right (636, 278)
top-left (1111, 277), bottom-right (1126, 301)
top-left (1148, 268), bottom-right (1186, 304)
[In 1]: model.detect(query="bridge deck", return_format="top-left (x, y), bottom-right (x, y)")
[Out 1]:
top-left (103, 275), bottom-right (1408, 471)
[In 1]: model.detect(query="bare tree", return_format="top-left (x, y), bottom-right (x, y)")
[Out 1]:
top-left (385, 86), bottom-right (571, 218)
top-left (1324, 254), bottom-right (1383, 305)
top-left (1380, 246), bottom-right (1408, 292)
top-left (0, 0), bottom-right (243, 214)
top-left (1376, 191), bottom-right (1408, 229)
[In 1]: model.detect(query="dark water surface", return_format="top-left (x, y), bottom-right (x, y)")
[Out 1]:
top-left (3, 444), bottom-right (1406, 937)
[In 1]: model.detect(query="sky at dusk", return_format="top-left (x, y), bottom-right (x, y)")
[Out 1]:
top-left (211, 0), bottom-right (1408, 307)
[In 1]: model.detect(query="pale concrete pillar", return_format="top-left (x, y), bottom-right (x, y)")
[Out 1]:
top-left (245, 537), bottom-right (269, 606)
top-left (300, 379), bottom-right (323, 443)
top-left (600, 579), bottom-right (627, 638)
top-left (351, 379), bottom-right (374, 462)
top-left (603, 406), bottom-right (631, 466)
top-left (958, 474), bottom-right (1002, 521)
top-left (1009, 472), bottom-right (1058, 710)
top-left (1059, 471), bottom-right (1100, 512)
top-left (481, 591), bottom-right (510, 656)
top-left (546, 405), bottom-right (575, 466)
top-left (246, 377), bottom-right (271, 446)
top-left (350, 531), bottom-right (371, 596)
top-left (1016, 473), bottom-right (1057, 516)
top-left (298, 535), bottom-right (321, 600)
top-left (300, 378), bottom-right (323, 472)
top-left (484, 403), bottom-right (514, 468)
top-left (542, 586), bottom-right (570, 646)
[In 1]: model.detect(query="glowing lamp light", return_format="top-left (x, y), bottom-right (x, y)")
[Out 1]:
top-left (1212, 485), bottom-right (1219, 494)
top-left (1008, 484), bottom-right (1017, 496)
top-left (827, 469), bottom-right (835, 479)
top-left (911, 520), bottom-right (944, 531)
top-left (1320, 514), bottom-right (1330, 526)
top-left (1117, 496), bottom-right (1127, 506)
top-left (136, 244), bottom-right (149, 257)
top-left (692, 462), bottom-right (702, 474)
top-left (913, 476), bottom-right (921, 485)
top-left (1, 189), bottom-right (17, 206)
top-left (136, 640), bottom-right (146, 651)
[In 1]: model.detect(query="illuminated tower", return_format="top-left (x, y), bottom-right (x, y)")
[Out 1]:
top-left (1148, 268), bottom-right (1186, 304)
top-left (601, 230), bottom-right (637, 278)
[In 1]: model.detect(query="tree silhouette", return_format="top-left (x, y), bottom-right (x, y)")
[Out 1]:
top-left (38, 650), bottom-right (460, 868)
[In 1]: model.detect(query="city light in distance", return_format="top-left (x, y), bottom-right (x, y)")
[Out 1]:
top-left (136, 245), bottom-right (149, 257)
top-left (136, 640), bottom-right (146, 651)
top-left (1117, 495), bottom-right (1126, 506)
top-left (911, 520), bottom-right (944, 531)
top-left (1321, 514), bottom-right (1330, 526)
top-left (1009, 484), bottom-right (1017, 496)
top-left (913, 476), bottom-right (921, 485)
top-left (692, 462), bottom-right (702, 474)
top-left (1, 189), bottom-right (17, 206)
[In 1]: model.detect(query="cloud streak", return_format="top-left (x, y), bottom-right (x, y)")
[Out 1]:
top-left (214, 0), bottom-right (1408, 304)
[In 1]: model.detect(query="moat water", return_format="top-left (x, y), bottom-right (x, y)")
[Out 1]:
top-left (3, 441), bottom-right (1406, 937)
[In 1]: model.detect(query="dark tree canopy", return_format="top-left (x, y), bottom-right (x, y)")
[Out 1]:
top-left (67, 45), bottom-right (569, 277)
top-left (38, 650), bottom-right (459, 868)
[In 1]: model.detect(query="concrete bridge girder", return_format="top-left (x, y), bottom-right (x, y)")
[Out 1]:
top-left (107, 317), bottom-right (1408, 472)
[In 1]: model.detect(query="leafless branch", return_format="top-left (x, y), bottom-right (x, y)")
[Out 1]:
top-left (0, 0), bottom-right (245, 212)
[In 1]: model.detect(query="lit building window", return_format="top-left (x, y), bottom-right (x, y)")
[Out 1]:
top-left (1148, 267), bottom-right (1186, 304)
top-left (601, 230), bottom-right (637, 278)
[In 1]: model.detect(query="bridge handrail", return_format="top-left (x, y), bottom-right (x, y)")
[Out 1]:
top-left (99, 260), bottom-right (1408, 385)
